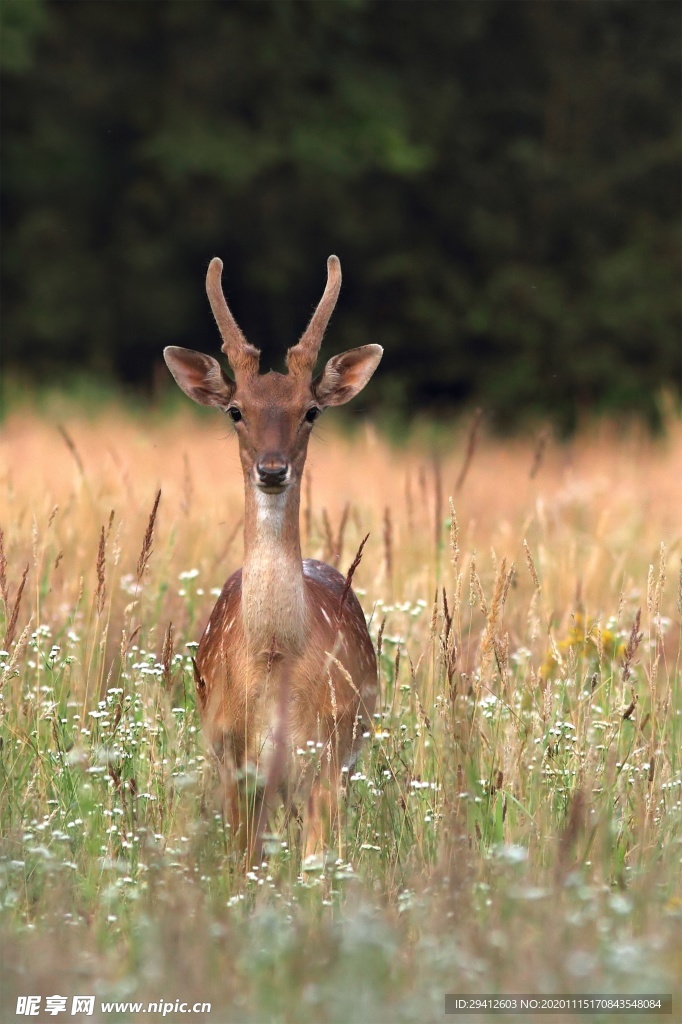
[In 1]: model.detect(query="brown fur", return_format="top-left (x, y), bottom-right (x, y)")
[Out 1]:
top-left (196, 560), bottom-right (377, 860)
top-left (163, 254), bottom-right (382, 865)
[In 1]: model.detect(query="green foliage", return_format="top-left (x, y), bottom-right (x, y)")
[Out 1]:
top-left (1, 0), bottom-right (680, 429)
top-left (0, 0), bottom-right (46, 75)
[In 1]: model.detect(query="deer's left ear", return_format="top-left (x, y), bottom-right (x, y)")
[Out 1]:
top-left (313, 345), bottom-right (383, 407)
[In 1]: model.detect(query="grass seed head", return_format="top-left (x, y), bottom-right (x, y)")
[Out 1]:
top-left (621, 608), bottom-right (643, 686)
top-left (4, 563), bottom-right (29, 649)
top-left (0, 527), bottom-right (8, 608)
top-left (95, 525), bottom-right (106, 615)
top-left (136, 489), bottom-right (162, 581)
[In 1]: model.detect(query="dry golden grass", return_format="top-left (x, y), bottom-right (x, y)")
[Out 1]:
top-left (4, 408), bottom-right (681, 604)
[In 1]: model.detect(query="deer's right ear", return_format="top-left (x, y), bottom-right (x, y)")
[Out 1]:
top-left (163, 347), bottom-right (236, 410)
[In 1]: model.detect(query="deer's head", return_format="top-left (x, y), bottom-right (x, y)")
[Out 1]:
top-left (164, 257), bottom-right (382, 494)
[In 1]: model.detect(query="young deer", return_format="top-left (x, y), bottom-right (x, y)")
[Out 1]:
top-left (164, 255), bottom-right (382, 864)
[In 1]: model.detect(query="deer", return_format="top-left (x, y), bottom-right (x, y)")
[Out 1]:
top-left (163, 254), bottom-right (382, 867)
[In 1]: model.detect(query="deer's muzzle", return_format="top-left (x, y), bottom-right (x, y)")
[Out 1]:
top-left (255, 455), bottom-right (291, 491)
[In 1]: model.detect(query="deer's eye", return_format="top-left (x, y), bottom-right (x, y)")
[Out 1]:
top-left (228, 407), bottom-right (242, 423)
top-left (305, 407), bottom-right (320, 424)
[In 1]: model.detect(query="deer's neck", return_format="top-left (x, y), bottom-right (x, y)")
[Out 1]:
top-left (241, 483), bottom-right (308, 656)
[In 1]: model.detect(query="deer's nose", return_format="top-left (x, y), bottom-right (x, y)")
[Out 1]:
top-left (256, 456), bottom-right (290, 488)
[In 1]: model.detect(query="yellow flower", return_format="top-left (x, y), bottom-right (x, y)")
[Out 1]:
top-left (542, 613), bottom-right (625, 679)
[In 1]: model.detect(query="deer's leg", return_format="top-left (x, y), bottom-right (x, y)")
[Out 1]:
top-left (220, 767), bottom-right (272, 864)
top-left (248, 785), bottom-right (285, 866)
top-left (217, 756), bottom-right (248, 855)
top-left (215, 731), bottom-right (256, 859)
top-left (230, 753), bottom-right (283, 866)
top-left (302, 766), bottom-right (340, 864)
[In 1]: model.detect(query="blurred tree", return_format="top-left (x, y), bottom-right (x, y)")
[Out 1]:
top-left (1, 0), bottom-right (680, 430)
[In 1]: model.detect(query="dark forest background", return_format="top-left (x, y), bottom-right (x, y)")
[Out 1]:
top-left (1, 0), bottom-right (680, 431)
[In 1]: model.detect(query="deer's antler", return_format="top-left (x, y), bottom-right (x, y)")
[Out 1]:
top-left (286, 255), bottom-right (342, 377)
top-left (206, 258), bottom-right (260, 377)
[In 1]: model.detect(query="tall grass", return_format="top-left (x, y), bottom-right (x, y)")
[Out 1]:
top-left (1, 406), bottom-right (680, 1022)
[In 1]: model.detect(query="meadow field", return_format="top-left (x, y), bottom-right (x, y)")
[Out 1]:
top-left (0, 400), bottom-right (680, 1023)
